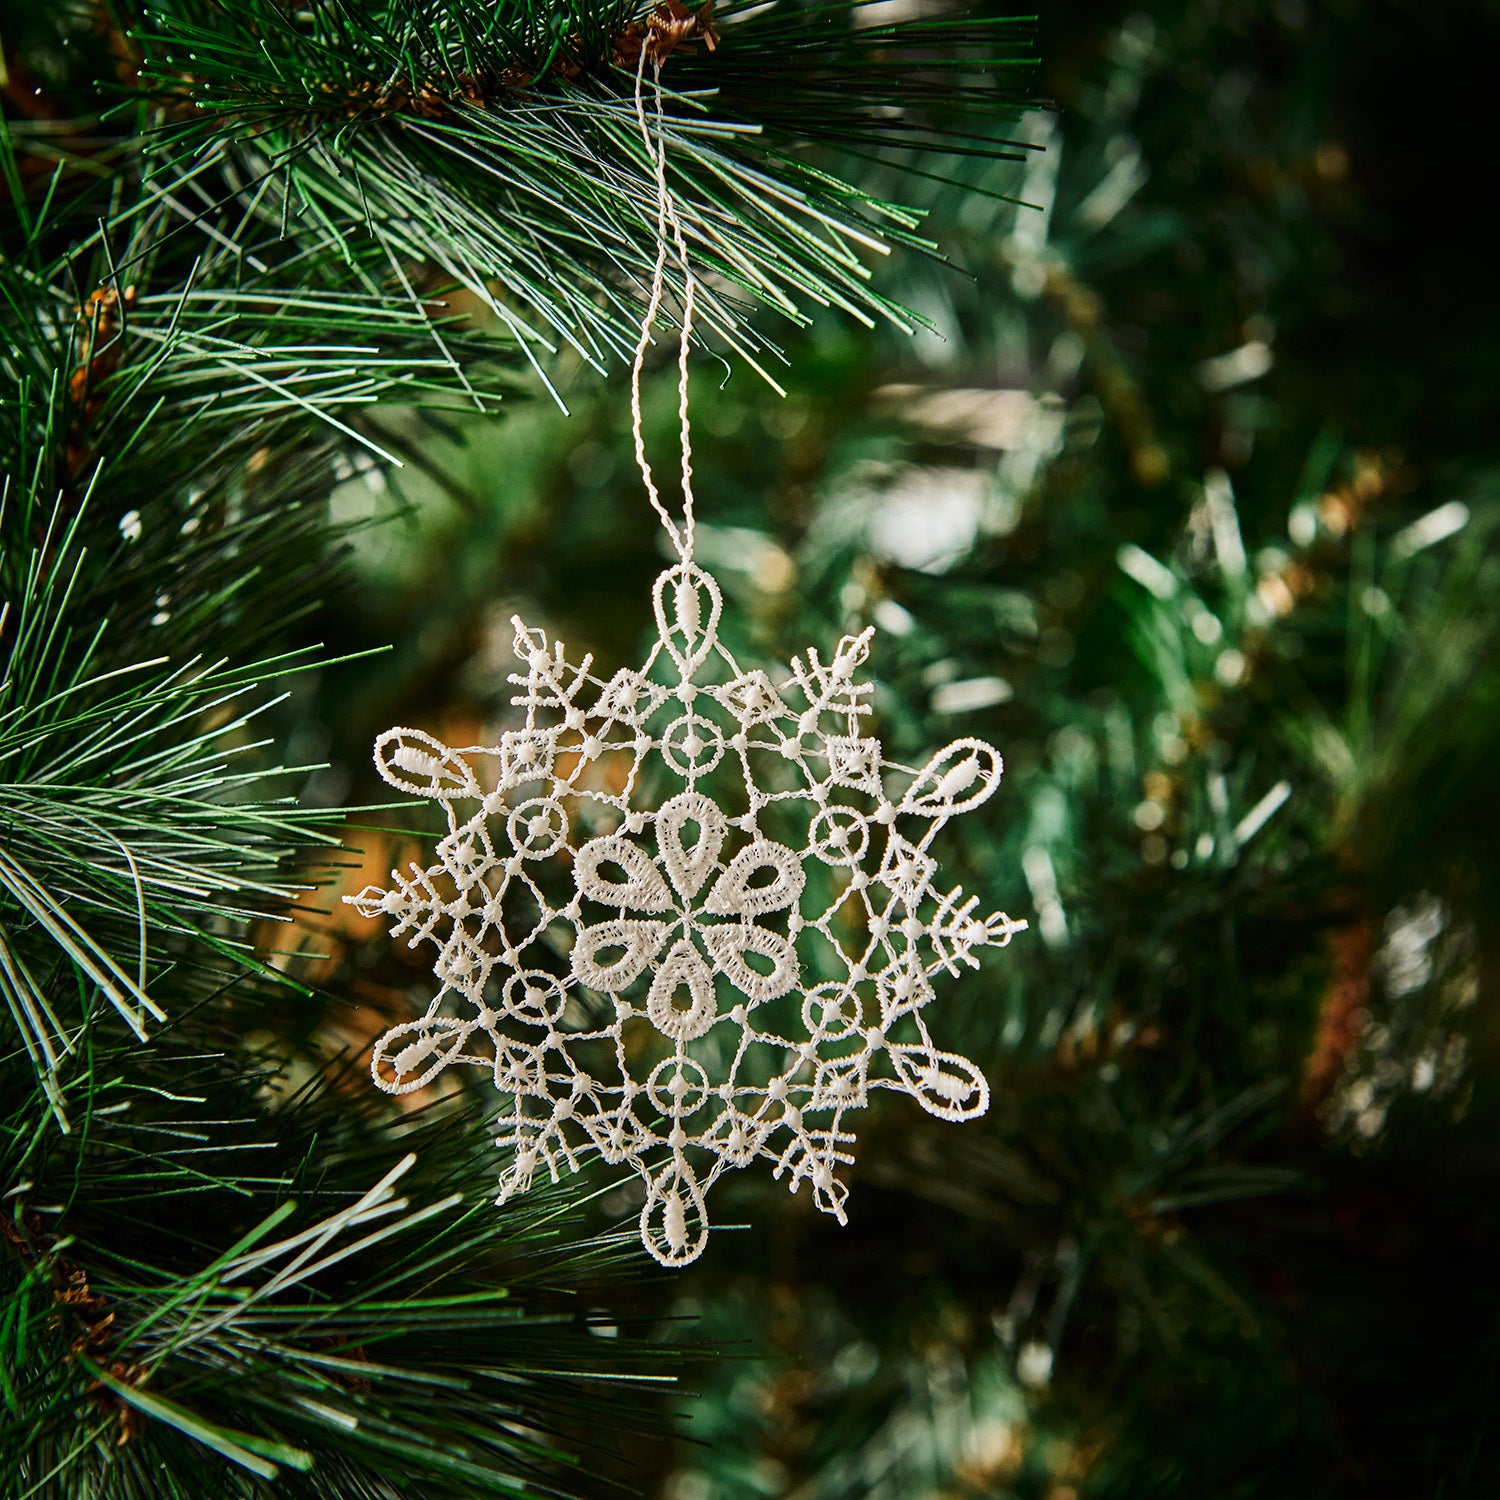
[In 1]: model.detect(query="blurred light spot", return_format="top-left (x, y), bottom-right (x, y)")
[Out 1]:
top-left (1117, 543), bottom-right (1175, 599)
top-left (753, 546), bottom-right (795, 594)
top-left (931, 676), bottom-right (1013, 715)
top-left (830, 1340), bottom-right (880, 1387)
top-left (875, 385), bottom-right (1037, 450)
top-left (1214, 648), bottom-right (1247, 687)
top-left (1188, 602), bottom-right (1224, 645)
top-left (330, 475), bottom-right (380, 524)
top-left (1233, 779), bottom-right (1291, 845)
top-left (1017, 1340), bottom-right (1053, 1388)
top-left (867, 468), bottom-right (986, 573)
top-left (1201, 468), bottom-right (1247, 576)
top-left (1046, 331), bottom-right (1087, 385)
top-left (1376, 894), bottom-right (1446, 998)
top-left (1257, 572), bottom-right (1297, 618)
top-left (693, 526), bottom-right (795, 594)
top-left (995, 395), bottom-right (1067, 517)
top-left (1022, 846), bottom-right (1067, 946)
top-left (1133, 799), bottom-right (1165, 831)
top-left (1074, 140), bottom-right (1148, 230)
top-left (1050, 724), bottom-right (1095, 772)
top-left (1198, 339), bottom-right (1273, 392)
top-left (872, 599), bottom-right (916, 636)
top-left (664, 1472), bottom-right (713, 1500)
top-left (1010, 258), bottom-right (1048, 299)
top-left (852, 0), bottom-right (927, 26)
top-left (1288, 501), bottom-right (1318, 547)
top-left (1391, 500), bottom-right (1469, 557)
top-left (962, 1418), bottom-right (1017, 1472)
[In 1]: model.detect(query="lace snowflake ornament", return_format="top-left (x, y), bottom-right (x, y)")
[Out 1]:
top-left (349, 562), bottom-right (1024, 1265)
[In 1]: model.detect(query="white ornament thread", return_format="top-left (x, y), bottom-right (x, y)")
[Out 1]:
top-left (348, 54), bottom-right (1025, 1266)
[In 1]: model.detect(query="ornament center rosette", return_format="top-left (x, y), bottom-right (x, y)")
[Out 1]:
top-left (350, 558), bottom-right (1024, 1265)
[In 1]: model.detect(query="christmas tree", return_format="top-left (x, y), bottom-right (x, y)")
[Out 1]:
top-left (5, 0), bottom-right (1499, 1497)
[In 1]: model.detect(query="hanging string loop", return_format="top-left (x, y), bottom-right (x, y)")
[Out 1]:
top-left (630, 46), bottom-right (699, 565)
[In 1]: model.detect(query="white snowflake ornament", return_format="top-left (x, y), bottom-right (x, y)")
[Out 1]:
top-left (346, 59), bottom-right (1025, 1265)
top-left (349, 565), bottom-right (1023, 1264)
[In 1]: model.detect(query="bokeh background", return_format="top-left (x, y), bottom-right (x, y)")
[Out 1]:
top-left (280, 1), bottom-right (1500, 1494)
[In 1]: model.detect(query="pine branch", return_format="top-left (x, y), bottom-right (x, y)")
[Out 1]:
top-left (125, 0), bottom-right (1037, 397)
top-left (1, 1007), bottom-right (671, 1498)
top-left (0, 122), bottom-right (521, 525)
top-left (0, 482), bottom-right (353, 1129)
top-left (1, 94), bottom-right (521, 1131)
